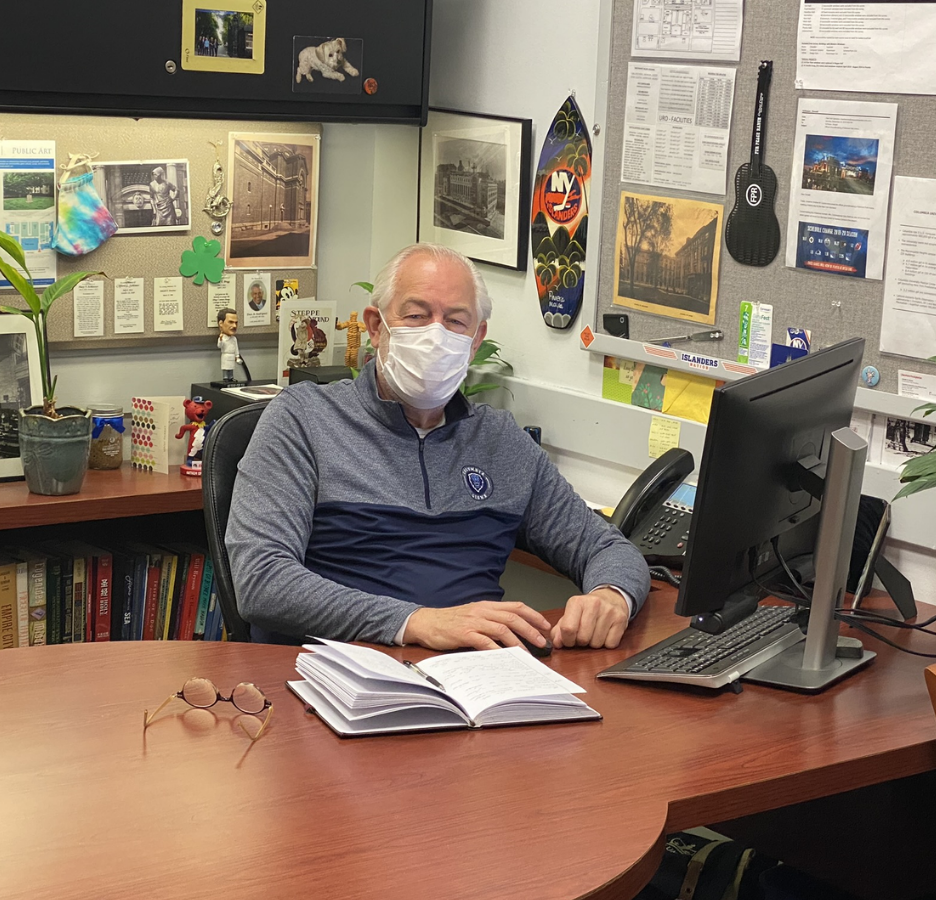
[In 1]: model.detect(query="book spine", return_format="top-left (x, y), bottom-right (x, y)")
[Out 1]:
top-left (85, 555), bottom-right (95, 643)
top-left (130, 555), bottom-right (148, 640)
top-left (165, 553), bottom-right (188, 640)
top-left (15, 561), bottom-right (29, 648)
top-left (118, 559), bottom-right (134, 641)
top-left (179, 552), bottom-right (205, 641)
top-left (94, 552), bottom-right (112, 642)
top-left (155, 554), bottom-right (175, 640)
top-left (202, 576), bottom-right (219, 641)
top-left (45, 556), bottom-right (62, 645)
top-left (60, 557), bottom-right (74, 645)
top-left (27, 558), bottom-right (47, 646)
top-left (194, 556), bottom-right (214, 638)
top-left (142, 559), bottom-right (161, 641)
top-left (0, 564), bottom-right (18, 650)
top-left (71, 556), bottom-right (86, 644)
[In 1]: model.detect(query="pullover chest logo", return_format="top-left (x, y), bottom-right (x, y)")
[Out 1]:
top-left (462, 465), bottom-right (493, 501)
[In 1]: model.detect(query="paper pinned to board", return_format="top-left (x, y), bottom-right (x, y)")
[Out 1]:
top-left (648, 416), bottom-right (681, 458)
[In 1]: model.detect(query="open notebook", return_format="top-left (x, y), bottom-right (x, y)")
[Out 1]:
top-left (287, 637), bottom-right (601, 736)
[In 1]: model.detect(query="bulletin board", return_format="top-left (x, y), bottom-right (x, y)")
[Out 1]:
top-left (0, 113), bottom-right (320, 349)
top-left (592, 0), bottom-right (936, 396)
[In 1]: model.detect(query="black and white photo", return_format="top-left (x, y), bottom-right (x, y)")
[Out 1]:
top-left (225, 131), bottom-right (320, 270)
top-left (0, 316), bottom-right (41, 478)
top-left (92, 160), bottom-right (191, 234)
top-left (418, 109), bottom-right (532, 271)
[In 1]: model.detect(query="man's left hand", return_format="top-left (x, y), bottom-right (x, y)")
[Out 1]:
top-left (551, 587), bottom-right (631, 650)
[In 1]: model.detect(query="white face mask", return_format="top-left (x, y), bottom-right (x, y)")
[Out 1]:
top-left (377, 313), bottom-right (475, 410)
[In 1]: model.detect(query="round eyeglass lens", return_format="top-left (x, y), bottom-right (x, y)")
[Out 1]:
top-left (182, 677), bottom-right (219, 708)
top-left (232, 682), bottom-right (266, 715)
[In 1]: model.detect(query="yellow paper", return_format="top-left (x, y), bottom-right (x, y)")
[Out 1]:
top-left (661, 370), bottom-right (718, 424)
top-left (648, 416), bottom-right (680, 458)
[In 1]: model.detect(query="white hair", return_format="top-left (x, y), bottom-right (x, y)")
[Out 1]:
top-left (370, 243), bottom-right (492, 322)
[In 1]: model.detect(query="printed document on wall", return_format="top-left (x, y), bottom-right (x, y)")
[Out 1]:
top-left (0, 140), bottom-right (56, 289)
top-left (632, 0), bottom-right (743, 62)
top-left (796, 1), bottom-right (936, 94)
top-left (785, 99), bottom-right (897, 281)
top-left (880, 177), bottom-right (936, 361)
top-left (621, 63), bottom-right (735, 195)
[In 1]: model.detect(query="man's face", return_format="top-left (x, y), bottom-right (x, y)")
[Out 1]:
top-left (365, 253), bottom-right (486, 357)
top-left (220, 313), bottom-right (238, 336)
top-left (251, 285), bottom-right (264, 305)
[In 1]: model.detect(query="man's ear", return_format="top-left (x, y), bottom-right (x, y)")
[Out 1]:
top-left (362, 305), bottom-right (384, 348)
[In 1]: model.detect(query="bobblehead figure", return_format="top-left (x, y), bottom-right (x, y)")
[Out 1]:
top-left (217, 307), bottom-right (241, 382)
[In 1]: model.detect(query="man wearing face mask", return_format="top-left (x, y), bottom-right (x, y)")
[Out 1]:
top-left (227, 243), bottom-right (650, 651)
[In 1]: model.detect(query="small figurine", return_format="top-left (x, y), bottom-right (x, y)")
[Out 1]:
top-left (217, 307), bottom-right (241, 382)
top-left (336, 311), bottom-right (368, 368)
top-left (175, 396), bottom-right (213, 476)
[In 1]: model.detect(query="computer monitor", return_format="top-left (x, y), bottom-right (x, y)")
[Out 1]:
top-left (675, 337), bottom-right (875, 691)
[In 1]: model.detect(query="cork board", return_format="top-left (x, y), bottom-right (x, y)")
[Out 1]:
top-left (0, 112), bottom-right (321, 349)
top-left (593, 0), bottom-right (936, 395)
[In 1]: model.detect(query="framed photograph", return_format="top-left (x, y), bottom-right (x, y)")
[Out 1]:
top-left (418, 108), bottom-right (532, 271)
top-left (92, 160), bottom-right (192, 234)
top-left (180, 0), bottom-right (267, 75)
top-left (225, 131), bottom-right (321, 270)
top-left (0, 315), bottom-right (42, 480)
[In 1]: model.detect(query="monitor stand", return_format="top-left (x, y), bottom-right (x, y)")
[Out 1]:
top-left (745, 427), bottom-right (876, 692)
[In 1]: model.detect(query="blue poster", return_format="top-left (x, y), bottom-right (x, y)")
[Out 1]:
top-left (794, 221), bottom-right (868, 278)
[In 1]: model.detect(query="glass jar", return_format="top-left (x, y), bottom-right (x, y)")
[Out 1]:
top-left (88, 404), bottom-right (125, 470)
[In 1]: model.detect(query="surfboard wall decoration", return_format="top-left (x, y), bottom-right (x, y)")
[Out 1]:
top-left (531, 95), bottom-right (591, 330)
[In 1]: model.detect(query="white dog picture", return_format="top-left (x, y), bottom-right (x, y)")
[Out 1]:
top-left (293, 36), bottom-right (363, 94)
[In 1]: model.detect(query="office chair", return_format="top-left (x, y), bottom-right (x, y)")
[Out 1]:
top-left (202, 403), bottom-right (266, 643)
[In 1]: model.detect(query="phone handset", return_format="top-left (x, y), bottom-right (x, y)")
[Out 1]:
top-left (609, 447), bottom-right (695, 538)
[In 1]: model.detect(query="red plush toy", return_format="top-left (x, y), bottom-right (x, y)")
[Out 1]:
top-left (175, 396), bottom-right (213, 476)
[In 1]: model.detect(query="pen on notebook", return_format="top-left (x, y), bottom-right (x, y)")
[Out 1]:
top-left (403, 660), bottom-right (446, 691)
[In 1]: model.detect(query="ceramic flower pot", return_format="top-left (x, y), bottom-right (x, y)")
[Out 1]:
top-left (18, 406), bottom-right (92, 496)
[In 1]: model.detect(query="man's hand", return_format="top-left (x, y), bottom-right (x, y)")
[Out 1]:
top-left (403, 601), bottom-right (551, 651)
top-left (551, 587), bottom-right (632, 650)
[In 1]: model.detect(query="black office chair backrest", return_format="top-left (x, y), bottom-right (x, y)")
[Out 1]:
top-left (202, 403), bottom-right (266, 642)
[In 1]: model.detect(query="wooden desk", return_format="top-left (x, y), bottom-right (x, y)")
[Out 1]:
top-left (2, 590), bottom-right (935, 900)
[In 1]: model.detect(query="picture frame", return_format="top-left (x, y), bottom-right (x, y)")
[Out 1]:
top-left (0, 315), bottom-right (42, 480)
top-left (225, 130), bottom-right (321, 270)
top-left (180, 0), bottom-right (267, 75)
top-left (418, 108), bottom-right (532, 271)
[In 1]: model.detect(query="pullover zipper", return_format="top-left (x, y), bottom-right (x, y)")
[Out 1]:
top-left (417, 437), bottom-right (432, 509)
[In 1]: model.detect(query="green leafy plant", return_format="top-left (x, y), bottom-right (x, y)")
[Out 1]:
top-left (895, 390), bottom-right (936, 500)
top-left (349, 280), bottom-right (513, 397)
top-left (0, 232), bottom-right (102, 418)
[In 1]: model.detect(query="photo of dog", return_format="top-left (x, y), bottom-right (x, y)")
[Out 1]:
top-left (292, 36), bottom-right (364, 95)
top-left (296, 38), bottom-right (358, 83)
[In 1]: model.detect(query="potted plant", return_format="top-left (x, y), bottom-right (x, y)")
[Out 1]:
top-left (350, 281), bottom-right (513, 397)
top-left (895, 390), bottom-right (936, 500)
top-left (0, 232), bottom-right (102, 495)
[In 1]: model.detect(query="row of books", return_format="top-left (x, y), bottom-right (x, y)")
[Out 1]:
top-left (0, 541), bottom-right (227, 649)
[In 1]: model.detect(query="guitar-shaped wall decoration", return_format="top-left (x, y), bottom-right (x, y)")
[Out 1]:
top-left (724, 61), bottom-right (780, 267)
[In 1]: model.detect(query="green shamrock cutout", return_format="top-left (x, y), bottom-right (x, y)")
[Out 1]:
top-left (179, 236), bottom-right (226, 285)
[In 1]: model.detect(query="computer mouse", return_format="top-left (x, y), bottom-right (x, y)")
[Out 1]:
top-left (519, 635), bottom-right (553, 658)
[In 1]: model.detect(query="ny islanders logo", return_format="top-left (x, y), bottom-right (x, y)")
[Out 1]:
top-left (543, 168), bottom-right (581, 224)
top-left (462, 465), bottom-right (492, 501)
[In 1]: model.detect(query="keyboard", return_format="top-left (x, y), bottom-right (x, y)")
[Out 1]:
top-left (597, 606), bottom-right (805, 690)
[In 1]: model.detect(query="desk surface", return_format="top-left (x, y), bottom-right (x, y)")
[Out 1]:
top-left (2, 590), bottom-right (935, 900)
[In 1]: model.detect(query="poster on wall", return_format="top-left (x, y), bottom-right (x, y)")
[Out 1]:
top-left (784, 99), bottom-right (897, 281)
top-left (0, 140), bottom-right (56, 289)
top-left (612, 190), bottom-right (722, 326)
top-left (225, 131), bottom-right (320, 270)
